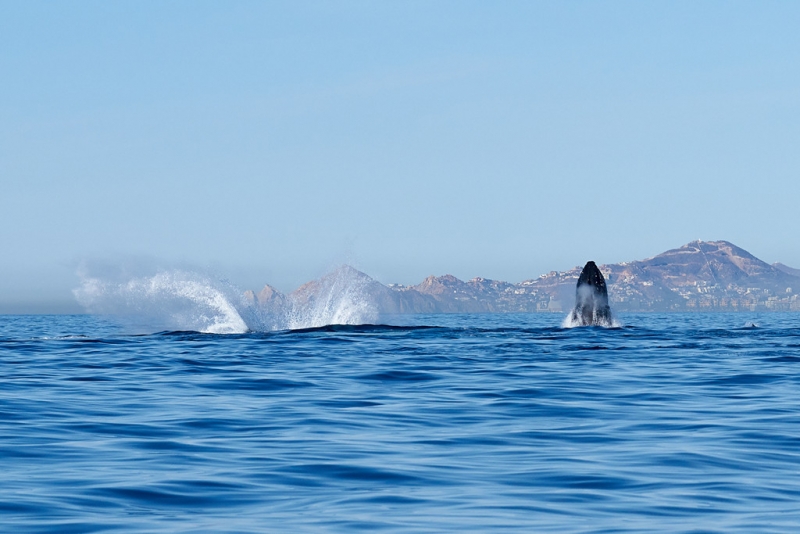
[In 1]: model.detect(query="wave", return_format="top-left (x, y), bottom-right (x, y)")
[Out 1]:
top-left (73, 266), bottom-right (379, 334)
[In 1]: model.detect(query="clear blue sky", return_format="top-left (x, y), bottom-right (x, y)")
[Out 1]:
top-left (2, 1), bottom-right (799, 312)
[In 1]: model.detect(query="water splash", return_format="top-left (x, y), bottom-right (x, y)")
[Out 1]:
top-left (285, 266), bottom-right (378, 330)
top-left (561, 311), bottom-right (621, 329)
top-left (74, 270), bottom-right (249, 334)
top-left (74, 265), bottom-right (378, 334)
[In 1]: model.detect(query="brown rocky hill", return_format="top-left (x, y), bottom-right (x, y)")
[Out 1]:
top-left (595, 240), bottom-right (799, 311)
top-left (247, 241), bottom-right (800, 314)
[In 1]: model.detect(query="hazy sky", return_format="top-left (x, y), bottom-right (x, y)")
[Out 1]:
top-left (2, 1), bottom-right (799, 312)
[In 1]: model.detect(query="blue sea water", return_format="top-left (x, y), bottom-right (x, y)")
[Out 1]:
top-left (2, 312), bottom-right (800, 533)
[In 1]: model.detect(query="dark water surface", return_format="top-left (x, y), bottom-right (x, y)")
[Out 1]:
top-left (2, 313), bottom-right (800, 532)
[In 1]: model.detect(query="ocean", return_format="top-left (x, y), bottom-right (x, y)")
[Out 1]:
top-left (2, 312), bottom-right (800, 532)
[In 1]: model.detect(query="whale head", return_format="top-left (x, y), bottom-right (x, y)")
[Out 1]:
top-left (570, 261), bottom-right (613, 326)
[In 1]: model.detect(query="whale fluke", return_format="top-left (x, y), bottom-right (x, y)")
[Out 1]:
top-left (569, 261), bottom-right (613, 327)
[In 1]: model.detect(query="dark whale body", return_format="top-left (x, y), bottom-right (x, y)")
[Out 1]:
top-left (570, 261), bottom-right (613, 326)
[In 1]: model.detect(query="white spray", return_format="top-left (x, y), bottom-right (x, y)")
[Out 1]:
top-left (74, 264), bottom-right (378, 334)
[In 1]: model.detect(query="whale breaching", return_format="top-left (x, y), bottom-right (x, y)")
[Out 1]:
top-left (569, 261), bottom-right (613, 327)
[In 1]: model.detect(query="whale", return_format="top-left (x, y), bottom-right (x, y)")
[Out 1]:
top-left (569, 261), bottom-right (613, 326)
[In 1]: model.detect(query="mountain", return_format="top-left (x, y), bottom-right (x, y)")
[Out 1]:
top-left (774, 262), bottom-right (800, 278)
top-left (248, 241), bottom-right (800, 314)
top-left (591, 240), bottom-right (799, 311)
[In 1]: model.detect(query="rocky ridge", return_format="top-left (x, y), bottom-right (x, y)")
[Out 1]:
top-left (248, 241), bottom-right (800, 314)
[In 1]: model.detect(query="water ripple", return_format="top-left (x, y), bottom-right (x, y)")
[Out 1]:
top-left (1, 313), bottom-right (800, 532)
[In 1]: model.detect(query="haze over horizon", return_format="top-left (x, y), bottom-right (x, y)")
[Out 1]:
top-left (2, 2), bottom-right (800, 313)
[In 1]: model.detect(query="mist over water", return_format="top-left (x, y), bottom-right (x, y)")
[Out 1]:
top-left (74, 265), bottom-right (378, 334)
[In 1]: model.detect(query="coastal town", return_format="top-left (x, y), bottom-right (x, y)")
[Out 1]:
top-left (250, 240), bottom-right (800, 314)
